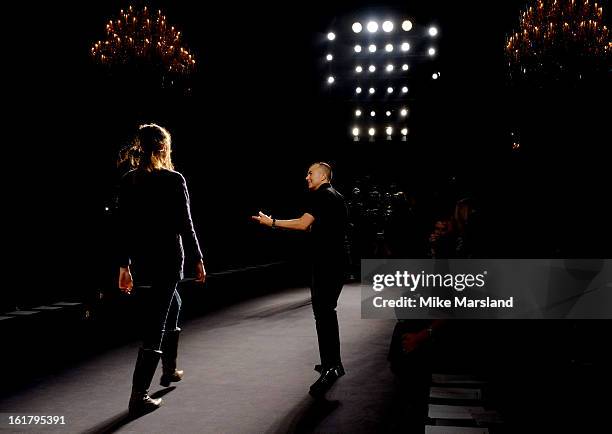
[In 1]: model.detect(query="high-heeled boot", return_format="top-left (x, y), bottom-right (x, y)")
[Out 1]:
top-left (160, 328), bottom-right (184, 387)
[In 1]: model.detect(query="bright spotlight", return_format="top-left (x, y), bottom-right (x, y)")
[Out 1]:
top-left (354, 44), bottom-right (362, 53)
top-left (367, 21), bottom-right (378, 33)
top-left (386, 126), bottom-right (393, 135)
top-left (370, 110), bottom-right (376, 117)
top-left (356, 65), bottom-right (363, 73)
top-left (401, 127), bottom-right (408, 135)
top-left (386, 111), bottom-right (391, 116)
top-left (368, 44), bottom-right (377, 53)
top-left (327, 32), bottom-right (335, 41)
top-left (382, 21), bottom-right (394, 32)
top-left (368, 127), bottom-right (375, 136)
top-left (387, 87), bottom-right (394, 93)
top-left (352, 22), bottom-right (362, 33)
top-left (400, 108), bottom-right (408, 116)
top-left (352, 127), bottom-right (360, 136)
top-left (429, 26), bottom-right (438, 37)
top-left (428, 47), bottom-right (436, 56)
top-left (355, 109), bottom-right (362, 116)
top-left (402, 20), bottom-right (413, 31)
top-left (356, 87), bottom-right (362, 94)
top-left (401, 42), bottom-right (410, 52)
top-left (327, 76), bottom-right (334, 84)
top-left (402, 64), bottom-right (409, 71)
top-left (369, 87), bottom-right (375, 94)
top-left (432, 73), bottom-right (439, 80)
top-left (386, 64), bottom-right (394, 72)
top-left (385, 43), bottom-right (393, 52)
top-left (368, 65), bottom-right (376, 73)
top-left (401, 86), bottom-right (408, 93)
top-left (326, 54), bottom-right (333, 61)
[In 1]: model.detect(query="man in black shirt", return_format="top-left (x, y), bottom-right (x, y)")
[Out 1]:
top-left (252, 162), bottom-right (348, 398)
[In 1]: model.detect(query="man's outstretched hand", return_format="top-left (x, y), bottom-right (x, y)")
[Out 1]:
top-left (251, 211), bottom-right (273, 227)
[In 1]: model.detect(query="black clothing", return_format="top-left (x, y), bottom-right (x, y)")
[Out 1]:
top-left (304, 183), bottom-right (348, 263)
top-left (304, 183), bottom-right (348, 368)
top-left (116, 167), bottom-right (201, 411)
top-left (117, 169), bottom-right (203, 283)
top-left (135, 281), bottom-right (181, 350)
top-left (311, 263), bottom-right (344, 367)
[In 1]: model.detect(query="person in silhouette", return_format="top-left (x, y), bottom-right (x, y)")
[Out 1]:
top-left (252, 162), bottom-right (348, 398)
top-left (117, 123), bottom-right (206, 414)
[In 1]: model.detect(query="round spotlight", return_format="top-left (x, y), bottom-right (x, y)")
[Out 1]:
top-left (386, 126), bottom-right (393, 135)
top-left (368, 44), bottom-right (377, 53)
top-left (401, 127), bottom-right (408, 135)
top-left (354, 44), bottom-right (362, 53)
top-left (382, 20), bottom-right (394, 32)
top-left (386, 110), bottom-right (391, 117)
top-left (352, 22), bottom-right (362, 33)
top-left (401, 86), bottom-right (408, 93)
top-left (428, 26), bottom-right (438, 37)
top-left (400, 108), bottom-right (408, 117)
top-left (352, 127), bottom-right (360, 136)
top-left (355, 109), bottom-right (362, 117)
top-left (385, 43), bottom-right (393, 52)
top-left (368, 127), bottom-right (376, 136)
top-left (355, 65), bottom-right (363, 73)
top-left (386, 64), bottom-right (394, 72)
top-left (369, 87), bottom-right (375, 94)
top-left (402, 20), bottom-right (413, 31)
top-left (428, 47), bottom-right (436, 56)
top-left (326, 54), bottom-right (333, 61)
top-left (367, 21), bottom-right (378, 33)
top-left (368, 65), bottom-right (376, 73)
top-left (327, 32), bottom-right (336, 41)
top-left (402, 64), bottom-right (409, 71)
top-left (387, 86), bottom-right (394, 93)
top-left (327, 76), bottom-right (335, 84)
top-left (401, 42), bottom-right (410, 52)
top-left (356, 87), bottom-right (362, 94)
top-left (370, 110), bottom-right (376, 117)
top-left (432, 73), bottom-right (439, 80)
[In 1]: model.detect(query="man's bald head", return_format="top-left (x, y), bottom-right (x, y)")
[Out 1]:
top-left (313, 162), bottom-right (332, 181)
top-left (306, 162), bottom-right (333, 191)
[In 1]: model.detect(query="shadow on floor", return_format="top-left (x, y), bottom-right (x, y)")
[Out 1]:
top-left (80, 387), bottom-right (176, 434)
top-left (266, 395), bottom-right (341, 434)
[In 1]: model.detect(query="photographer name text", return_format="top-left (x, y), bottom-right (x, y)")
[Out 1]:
top-left (372, 295), bottom-right (514, 309)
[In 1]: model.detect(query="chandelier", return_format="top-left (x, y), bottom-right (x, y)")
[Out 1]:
top-left (505, 0), bottom-right (611, 82)
top-left (91, 4), bottom-right (196, 77)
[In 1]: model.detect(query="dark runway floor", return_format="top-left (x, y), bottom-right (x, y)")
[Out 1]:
top-left (0, 284), bottom-right (402, 434)
top-left (2, 282), bottom-right (610, 433)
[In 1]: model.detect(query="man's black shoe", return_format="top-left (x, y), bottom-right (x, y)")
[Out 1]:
top-left (314, 364), bottom-right (345, 376)
top-left (309, 365), bottom-right (345, 398)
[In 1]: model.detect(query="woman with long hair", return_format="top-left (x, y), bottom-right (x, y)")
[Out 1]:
top-left (117, 123), bottom-right (206, 414)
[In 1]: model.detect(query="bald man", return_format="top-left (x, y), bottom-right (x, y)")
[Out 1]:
top-left (252, 162), bottom-right (348, 398)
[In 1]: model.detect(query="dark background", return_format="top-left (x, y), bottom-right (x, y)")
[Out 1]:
top-left (7, 0), bottom-right (611, 308)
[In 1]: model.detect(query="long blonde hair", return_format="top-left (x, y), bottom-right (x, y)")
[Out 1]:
top-left (119, 123), bottom-right (175, 172)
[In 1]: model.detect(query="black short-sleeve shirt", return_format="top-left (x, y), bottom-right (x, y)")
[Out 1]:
top-left (304, 183), bottom-right (348, 261)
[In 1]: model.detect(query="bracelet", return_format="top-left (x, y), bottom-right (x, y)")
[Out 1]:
top-left (272, 218), bottom-right (276, 228)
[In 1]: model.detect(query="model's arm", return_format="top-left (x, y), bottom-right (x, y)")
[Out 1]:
top-left (117, 176), bottom-right (133, 293)
top-left (177, 174), bottom-right (206, 283)
top-left (251, 211), bottom-right (314, 231)
top-left (116, 176), bottom-right (131, 270)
